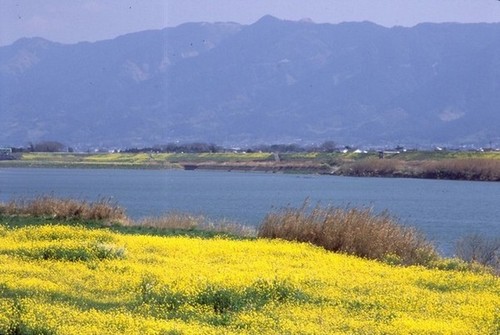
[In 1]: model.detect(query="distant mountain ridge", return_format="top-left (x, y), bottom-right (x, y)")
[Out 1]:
top-left (1, 16), bottom-right (499, 148)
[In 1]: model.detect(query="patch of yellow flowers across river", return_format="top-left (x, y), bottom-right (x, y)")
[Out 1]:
top-left (0, 224), bottom-right (498, 334)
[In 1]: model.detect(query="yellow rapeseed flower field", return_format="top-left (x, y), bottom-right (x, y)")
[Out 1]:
top-left (0, 224), bottom-right (498, 334)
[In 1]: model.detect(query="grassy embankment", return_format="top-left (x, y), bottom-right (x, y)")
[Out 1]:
top-left (2, 150), bottom-right (500, 180)
top-left (0, 152), bottom-right (275, 169)
top-left (0, 198), bottom-right (499, 334)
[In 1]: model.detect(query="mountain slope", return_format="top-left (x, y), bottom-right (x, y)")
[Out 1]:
top-left (1, 17), bottom-right (499, 148)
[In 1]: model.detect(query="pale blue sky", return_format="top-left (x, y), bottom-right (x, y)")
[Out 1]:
top-left (1, 0), bottom-right (500, 46)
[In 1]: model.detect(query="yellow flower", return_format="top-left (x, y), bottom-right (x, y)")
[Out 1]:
top-left (0, 224), bottom-right (498, 334)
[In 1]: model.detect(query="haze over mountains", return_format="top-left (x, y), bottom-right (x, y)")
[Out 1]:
top-left (1, 15), bottom-right (499, 149)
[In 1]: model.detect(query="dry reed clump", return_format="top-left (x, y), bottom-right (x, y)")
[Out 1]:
top-left (137, 213), bottom-right (257, 237)
top-left (420, 158), bottom-right (500, 181)
top-left (0, 196), bottom-right (128, 224)
top-left (258, 203), bottom-right (437, 266)
top-left (340, 158), bottom-right (403, 177)
top-left (337, 157), bottom-right (500, 181)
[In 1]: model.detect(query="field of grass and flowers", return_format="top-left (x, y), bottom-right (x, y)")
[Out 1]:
top-left (0, 198), bottom-right (499, 334)
top-left (3, 152), bottom-right (179, 169)
top-left (9, 152), bottom-right (273, 166)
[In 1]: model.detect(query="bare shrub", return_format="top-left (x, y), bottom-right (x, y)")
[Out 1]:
top-left (455, 233), bottom-right (500, 274)
top-left (85, 199), bottom-right (127, 223)
top-left (0, 196), bottom-right (128, 224)
top-left (137, 213), bottom-right (256, 237)
top-left (258, 202), bottom-right (437, 265)
top-left (0, 201), bottom-right (19, 215)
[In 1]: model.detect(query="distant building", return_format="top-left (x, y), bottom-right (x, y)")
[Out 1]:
top-left (0, 147), bottom-right (13, 160)
top-left (0, 147), bottom-right (12, 155)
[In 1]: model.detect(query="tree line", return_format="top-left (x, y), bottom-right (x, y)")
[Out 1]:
top-left (123, 141), bottom-right (339, 154)
top-left (6, 140), bottom-right (340, 154)
top-left (7, 141), bottom-right (69, 153)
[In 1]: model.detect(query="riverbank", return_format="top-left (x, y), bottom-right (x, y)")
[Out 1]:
top-left (2, 151), bottom-right (500, 181)
top-left (0, 202), bottom-right (498, 334)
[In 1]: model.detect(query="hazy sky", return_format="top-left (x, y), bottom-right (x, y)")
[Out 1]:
top-left (1, 0), bottom-right (500, 46)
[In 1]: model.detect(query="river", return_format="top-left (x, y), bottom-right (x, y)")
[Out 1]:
top-left (1, 168), bottom-right (499, 255)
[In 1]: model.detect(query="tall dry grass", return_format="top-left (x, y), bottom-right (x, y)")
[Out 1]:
top-left (419, 158), bottom-right (500, 181)
top-left (339, 158), bottom-right (403, 177)
top-left (137, 213), bottom-right (257, 237)
top-left (258, 202), bottom-right (437, 265)
top-left (339, 157), bottom-right (500, 181)
top-left (0, 196), bottom-right (256, 236)
top-left (0, 196), bottom-right (128, 224)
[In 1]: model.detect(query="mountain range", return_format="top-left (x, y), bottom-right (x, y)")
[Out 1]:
top-left (1, 15), bottom-right (499, 148)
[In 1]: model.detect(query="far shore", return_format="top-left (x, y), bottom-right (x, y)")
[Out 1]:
top-left (1, 150), bottom-right (499, 181)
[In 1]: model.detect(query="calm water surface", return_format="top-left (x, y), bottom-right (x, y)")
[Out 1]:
top-left (1, 168), bottom-right (499, 255)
